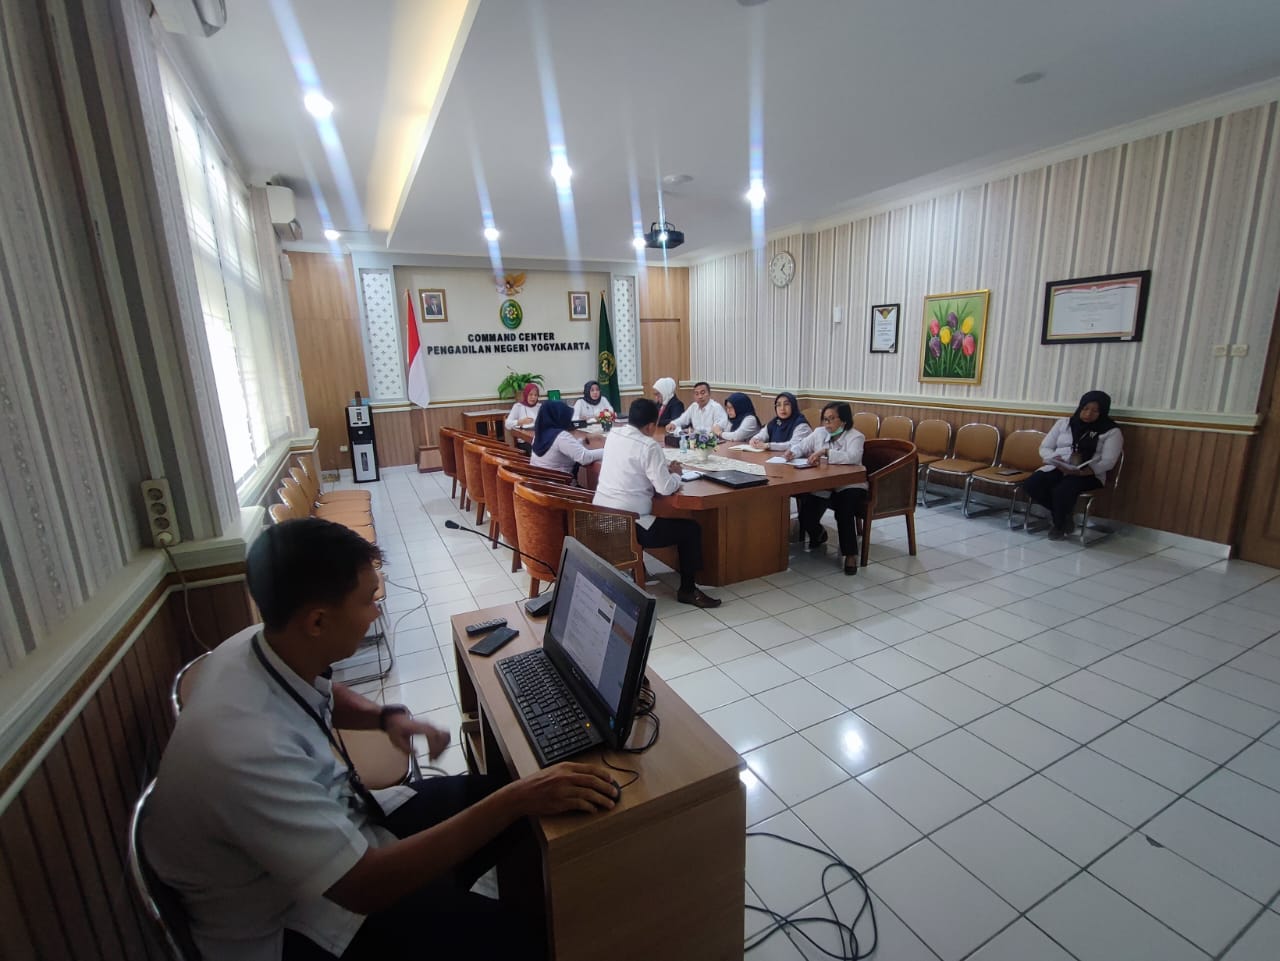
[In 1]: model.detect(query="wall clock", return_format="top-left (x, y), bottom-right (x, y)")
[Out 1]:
top-left (769, 251), bottom-right (796, 288)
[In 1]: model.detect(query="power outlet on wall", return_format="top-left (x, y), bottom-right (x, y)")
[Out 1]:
top-left (140, 479), bottom-right (180, 548)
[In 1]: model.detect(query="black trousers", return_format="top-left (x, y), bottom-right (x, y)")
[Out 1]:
top-left (797, 489), bottom-right (868, 558)
top-left (635, 516), bottom-right (703, 590)
top-left (282, 774), bottom-right (543, 961)
top-left (1023, 469), bottom-right (1102, 529)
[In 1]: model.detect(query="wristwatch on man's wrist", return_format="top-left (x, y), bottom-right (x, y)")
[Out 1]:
top-left (378, 704), bottom-right (411, 730)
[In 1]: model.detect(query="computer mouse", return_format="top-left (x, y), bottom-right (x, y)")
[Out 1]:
top-left (610, 778), bottom-right (622, 799)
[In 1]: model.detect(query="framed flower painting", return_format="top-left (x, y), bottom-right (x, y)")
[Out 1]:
top-left (919, 289), bottom-right (990, 385)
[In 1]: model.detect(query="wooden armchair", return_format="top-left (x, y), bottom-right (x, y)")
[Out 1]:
top-left (922, 423), bottom-right (999, 507)
top-left (512, 479), bottom-right (644, 597)
top-left (494, 462), bottom-right (574, 572)
top-left (479, 448), bottom-right (530, 545)
top-left (962, 429), bottom-right (1045, 521)
top-left (438, 426), bottom-right (461, 499)
top-left (462, 436), bottom-right (512, 525)
top-left (856, 439), bottom-right (919, 568)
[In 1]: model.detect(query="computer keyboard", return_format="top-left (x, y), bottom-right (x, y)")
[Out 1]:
top-left (495, 649), bottom-right (604, 766)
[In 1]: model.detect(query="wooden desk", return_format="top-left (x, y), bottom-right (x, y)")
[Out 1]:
top-left (463, 408), bottom-right (512, 440)
top-left (452, 603), bottom-right (745, 961)
top-left (511, 429), bottom-right (866, 584)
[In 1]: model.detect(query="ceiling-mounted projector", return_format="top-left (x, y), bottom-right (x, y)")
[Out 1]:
top-left (644, 220), bottom-right (684, 250)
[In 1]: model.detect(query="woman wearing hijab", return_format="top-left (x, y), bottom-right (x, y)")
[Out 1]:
top-left (749, 392), bottom-right (812, 450)
top-left (652, 377), bottom-right (685, 427)
top-left (504, 382), bottom-right (543, 430)
top-left (1024, 390), bottom-right (1124, 540)
top-left (713, 392), bottom-right (761, 441)
top-left (530, 400), bottom-right (603, 474)
top-left (791, 403), bottom-right (868, 575)
top-left (572, 380), bottom-right (614, 422)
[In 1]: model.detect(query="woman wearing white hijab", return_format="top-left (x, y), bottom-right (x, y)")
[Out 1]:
top-left (652, 377), bottom-right (685, 428)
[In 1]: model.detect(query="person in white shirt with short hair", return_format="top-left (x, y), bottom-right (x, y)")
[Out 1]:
top-left (594, 398), bottom-right (722, 609)
top-left (666, 381), bottom-right (730, 435)
top-left (143, 518), bottom-right (619, 961)
top-left (791, 402), bottom-right (868, 576)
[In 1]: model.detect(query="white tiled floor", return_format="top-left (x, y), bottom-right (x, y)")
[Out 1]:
top-left (345, 466), bottom-right (1280, 960)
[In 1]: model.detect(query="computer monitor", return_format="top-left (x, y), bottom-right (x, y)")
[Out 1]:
top-left (543, 537), bottom-right (657, 747)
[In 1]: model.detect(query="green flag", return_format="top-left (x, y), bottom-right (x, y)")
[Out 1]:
top-left (597, 295), bottom-right (621, 409)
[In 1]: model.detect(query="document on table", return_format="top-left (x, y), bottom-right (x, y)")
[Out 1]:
top-left (727, 444), bottom-right (756, 451)
top-left (766, 456), bottom-right (814, 468)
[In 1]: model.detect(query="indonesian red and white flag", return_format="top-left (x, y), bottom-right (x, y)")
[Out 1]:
top-left (405, 289), bottom-right (431, 407)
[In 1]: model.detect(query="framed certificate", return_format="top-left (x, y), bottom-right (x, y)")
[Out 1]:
top-left (1042, 270), bottom-right (1150, 344)
top-left (869, 303), bottom-right (899, 353)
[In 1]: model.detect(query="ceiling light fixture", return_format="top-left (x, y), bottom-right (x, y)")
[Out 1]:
top-left (745, 179), bottom-right (766, 209)
top-left (632, 236), bottom-right (646, 251)
top-left (643, 220), bottom-right (684, 250)
top-left (483, 226), bottom-right (500, 242)
top-left (1014, 71), bottom-right (1045, 85)
top-left (323, 228), bottom-right (341, 241)
top-left (550, 157), bottom-right (573, 189)
top-left (661, 173), bottom-right (694, 187)
top-left (304, 91), bottom-right (334, 119)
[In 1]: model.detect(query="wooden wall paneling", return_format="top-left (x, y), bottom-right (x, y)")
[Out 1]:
top-left (287, 253), bottom-right (370, 470)
top-left (0, 840), bottom-right (36, 959)
top-left (0, 795), bottom-right (74, 959)
top-left (374, 409), bottom-right (416, 467)
top-left (639, 267), bottom-right (690, 381)
top-left (640, 319), bottom-right (687, 391)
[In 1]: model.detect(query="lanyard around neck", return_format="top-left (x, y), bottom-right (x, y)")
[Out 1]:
top-left (250, 634), bottom-right (385, 822)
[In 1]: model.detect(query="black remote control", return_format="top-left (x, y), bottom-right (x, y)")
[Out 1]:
top-left (465, 617), bottom-right (508, 636)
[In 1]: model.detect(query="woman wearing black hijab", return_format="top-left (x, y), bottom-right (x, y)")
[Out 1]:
top-left (530, 400), bottom-right (603, 475)
top-left (748, 392), bottom-right (813, 450)
top-left (572, 380), bottom-right (614, 422)
top-left (713, 392), bottom-right (761, 441)
top-left (1024, 390), bottom-right (1124, 540)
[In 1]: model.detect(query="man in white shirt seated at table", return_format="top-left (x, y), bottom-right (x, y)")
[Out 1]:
top-left (666, 381), bottom-right (730, 436)
top-left (595, 399), bottom-right (722, 609)
top-left (143, 517), bottom-right (619, 961)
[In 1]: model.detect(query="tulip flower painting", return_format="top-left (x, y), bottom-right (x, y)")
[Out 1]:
top-left (920, 290), bottom-right (990, 384)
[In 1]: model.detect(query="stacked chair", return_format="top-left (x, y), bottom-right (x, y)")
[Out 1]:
top-left (962, 429), bottom-right (1045, 520)
top-left (921, 423), bottom-right (1000, 507)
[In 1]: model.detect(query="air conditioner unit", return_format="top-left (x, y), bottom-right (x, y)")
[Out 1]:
top-left (266, 185), bottom-right (303, 241)
top-left (152, 0), bottom-right (228, 37)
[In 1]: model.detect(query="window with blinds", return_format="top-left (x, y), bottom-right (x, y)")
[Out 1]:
top-left (158, 59), bottom-right (293, 484)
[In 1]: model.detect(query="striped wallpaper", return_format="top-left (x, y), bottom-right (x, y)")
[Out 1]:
top-left (691, 101), bottom-right (1280, 418)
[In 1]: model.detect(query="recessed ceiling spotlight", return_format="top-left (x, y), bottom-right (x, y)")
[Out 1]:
top-left (1014, 71), bottom-right (1045, 85)
top-left (662, 173), bottom-right (694, 187)
top-left (745, 179), bottom-right (766, 209)
top-left (737, 0), bottom-right (770, 6)
top-left (304, 91), bottom-right (334, 119)
top-left (323, 228), bottom-right (341, 241)
top-left (483, 226), bottom-right (500, 242)
top-left (632, 236), bottom-right (646, 250)
top-left (550, 157), bottom-right (573, 189)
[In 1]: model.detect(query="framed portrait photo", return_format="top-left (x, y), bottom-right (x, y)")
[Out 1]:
top-left (920, 289), bottom-right (990, 385)
top-left (568, 291), bottom-right (590, 321)
top-left (419, 288), bottom-right (448, 323)
top-left (1042, 270), bottom-right (1150, 344)
top-left (869, 303), bottom-right (900, 353)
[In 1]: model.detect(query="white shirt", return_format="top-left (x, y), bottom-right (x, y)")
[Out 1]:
top-left (720, 414), bottom-right (760, 442)
top-left (505, 401), bottom-right (542, 430)
top-left (790, 427), bottom-right (868, 493)
top-left (143, 626), bottom-right (412, 961)
top-left (668, 399), bottom-right (730, 434)
top-left (751, 420), bottom-right (813, 451)
top-left (1037, 417), bottom-right (1123, 486)
top-left (593, 424), bottom-right (680, 528)
top-left (530, 431), bottom-right (604, 473)
top-left (571, 396), bottom-right (614, 421)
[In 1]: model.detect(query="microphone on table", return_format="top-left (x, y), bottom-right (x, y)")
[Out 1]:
top-left (443, 520), bottom-right (558, 616)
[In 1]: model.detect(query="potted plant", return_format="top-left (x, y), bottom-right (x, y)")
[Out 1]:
top-left (496, 370), bottom-right (544, 400)
top-left (687, 429), bottom-right (716, 463)
top-left (596, 409), bottom-right (616, 432)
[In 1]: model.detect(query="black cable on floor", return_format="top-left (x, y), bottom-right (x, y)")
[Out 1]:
top-left (743, 831), bottom-right (878, 960)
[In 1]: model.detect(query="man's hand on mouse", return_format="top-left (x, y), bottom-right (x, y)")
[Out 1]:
top-left (511, 762), bottom-right (620, 815)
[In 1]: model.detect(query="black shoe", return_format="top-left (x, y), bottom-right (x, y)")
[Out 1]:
top-left (809, 530), bottom-right (829, 550)
top-left (1047, 527), bottom-right (1066, 541)
top-left (1063, 518), bottom-right (1076, 535)
top-left (677, 588), bottom-right (722, 609)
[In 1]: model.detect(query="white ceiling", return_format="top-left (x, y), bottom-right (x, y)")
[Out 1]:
top-left (173, 0), bottom-right (1280, 264)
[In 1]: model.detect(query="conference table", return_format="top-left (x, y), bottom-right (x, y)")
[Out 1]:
top-left (450, 601), bottom-right (746, 961)
top-left (511, 426), bottom-right (867, 584)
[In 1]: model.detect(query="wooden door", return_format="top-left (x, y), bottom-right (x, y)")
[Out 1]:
top-left (639, 318), bottom-right (687, 391)
top-left (1236, 291), bottom-right (1280, 566)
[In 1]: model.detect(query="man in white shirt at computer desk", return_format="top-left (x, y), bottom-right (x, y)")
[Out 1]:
top-left (666, 381), bottom-right (730, 436)
top-left (594, 398), bottom-right (722, 609)
top-left (143, 517), bottom-right (620, 961)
